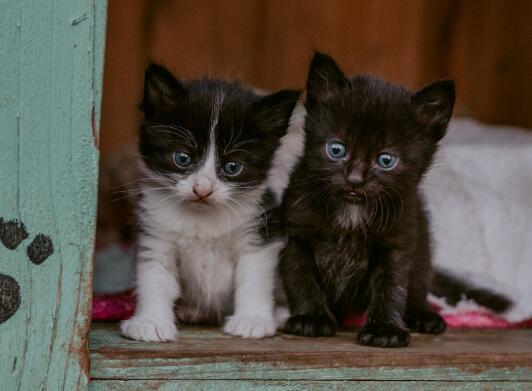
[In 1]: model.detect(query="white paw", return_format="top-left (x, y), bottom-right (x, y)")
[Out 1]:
top-left (223, 315), bottom-right (276, 339)
top-left (120, 315), bottom-right (177, 342)
top-left (274, 306), bottom-right (290, 329)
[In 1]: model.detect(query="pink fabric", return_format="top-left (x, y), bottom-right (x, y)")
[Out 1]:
top-left (342, 312), bottom-right (531, 328)
top-left (93, 292), bottom-right (532, 328)
top-left (92, 292), bottom-right (135, 322)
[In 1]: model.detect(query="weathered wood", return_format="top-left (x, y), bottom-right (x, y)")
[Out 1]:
top-left (0, 1), bottom-right (107, 390)
top-left (90, 324), bottom-right (532, 382)
top-left (90, 380), bottom-right (532, 391)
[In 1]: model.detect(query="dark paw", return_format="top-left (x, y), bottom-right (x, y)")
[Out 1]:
top-left (0, 216), bottom-right (54, 325)
top-left (406, 310), bottom-right (446, 334)
top-left (284, 314), bottom-right (336, 337)
top-left (357, 322), bottom-right (410, 348)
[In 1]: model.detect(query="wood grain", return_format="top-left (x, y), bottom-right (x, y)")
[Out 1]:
top-left (100, 0), bottom-right (532, 153)
top-left (90, 324), bottom-right (532, 382)
top-left (0, 0), bottom-right (107, 390)
top-left (90, 380), bottom-right (532, 391)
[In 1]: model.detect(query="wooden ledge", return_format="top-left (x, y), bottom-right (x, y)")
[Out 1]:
top-left (89, 323), bottom-right (531, 388)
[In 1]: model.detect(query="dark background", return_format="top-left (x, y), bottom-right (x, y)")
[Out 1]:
top-left (99, 0), bottom-right (532, 153)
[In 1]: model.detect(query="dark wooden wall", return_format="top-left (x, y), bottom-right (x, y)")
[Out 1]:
top-left (100, 0), bottom-right (532, 152)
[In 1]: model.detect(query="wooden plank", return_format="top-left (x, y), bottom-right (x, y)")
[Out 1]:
top-left (89, 324), bottom-right (532, 382)
top-left (90, 380), bottom-right (532, 391)
top-left (0, 1), bottom-right (107, 390)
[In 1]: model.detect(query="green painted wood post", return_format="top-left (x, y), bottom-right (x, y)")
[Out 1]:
top-left (0, 0), bottom-right (107, 390)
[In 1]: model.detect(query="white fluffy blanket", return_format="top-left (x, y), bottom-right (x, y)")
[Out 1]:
top-left (423, 118), bottom-right (532, 321)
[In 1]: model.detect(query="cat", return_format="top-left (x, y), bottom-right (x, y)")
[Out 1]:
top-left (120, 63), bottom-right (300, 342)
top-left (279, 52), bottom-right (455, 348)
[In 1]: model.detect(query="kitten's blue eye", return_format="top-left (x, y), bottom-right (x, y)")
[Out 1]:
top-left (376, 153), bottom-right (398, 170)
top-left (174, 151), bottom-right (192, 168)
top-left (325, 141), bottom-right (347, 160)
top-left (222, 161), bottom-right (243, 176)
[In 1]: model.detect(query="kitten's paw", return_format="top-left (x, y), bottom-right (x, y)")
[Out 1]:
top-left (406, 310), bottom-right (446, 334)
top-left (357, 323), bottom-right (410, 348)
top-left (121, 316), bottom-right (177, 342)
top-left (284, 314), bottom-right (336, 337)
top-left (223, 315), bottom-right (276, 339)
top-left (274, 306), bottom-right (290, 329)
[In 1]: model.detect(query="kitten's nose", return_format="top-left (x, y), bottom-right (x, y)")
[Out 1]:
top-left (193, 186), bottom-right (213, 199)
top-left (347, 171), bottom-right (364, 188)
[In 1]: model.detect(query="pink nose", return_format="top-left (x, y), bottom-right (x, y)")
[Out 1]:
top-left (193, 187), bottom-right (213, 199)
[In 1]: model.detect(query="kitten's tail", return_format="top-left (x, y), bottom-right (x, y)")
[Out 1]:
top-left (430, 267), bottom-right (512, 313)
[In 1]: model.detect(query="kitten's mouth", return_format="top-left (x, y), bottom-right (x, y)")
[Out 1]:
top-left (189, 198), bottom-right (213, 207)
top-left (344, 191), bottom-right (364, 204)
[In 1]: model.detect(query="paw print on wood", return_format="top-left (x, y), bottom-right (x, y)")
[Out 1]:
top-left (0, 217), bottom-right (54, 324)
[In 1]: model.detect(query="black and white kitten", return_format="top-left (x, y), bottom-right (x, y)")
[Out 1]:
top-left (121, 64), bottom-right (300, 342)
top-left (280, 52), bottom-right (455, 347)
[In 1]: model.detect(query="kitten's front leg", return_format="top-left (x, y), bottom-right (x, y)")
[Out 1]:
top-left (404, 219), bottom-right (446, 334)
top-left (357, 246), bottom-right (410, 348)
top-left (223, 240), bottom-right (283, 339)
top-left (280, 238), bottom-right (336, 337)
top-left (121, 232), bottom-right (180, 342)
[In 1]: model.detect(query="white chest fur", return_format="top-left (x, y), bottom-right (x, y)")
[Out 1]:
top-left (175, 228), bottom-right (246, 322)
top-left (137, 188), bottom-right (263, 322)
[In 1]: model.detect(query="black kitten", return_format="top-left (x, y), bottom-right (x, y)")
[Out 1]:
top-left (280, 52), bottom-right (455, 347)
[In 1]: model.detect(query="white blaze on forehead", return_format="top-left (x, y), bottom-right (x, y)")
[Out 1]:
top-left (194, 91), bottom-right (225, 191)
top-left (209, 91), bottom-right (224, 139)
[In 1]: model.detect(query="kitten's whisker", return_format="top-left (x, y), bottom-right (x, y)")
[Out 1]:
top-left (225, 138), bottom-right (259, 155)
top-left (147, 125), bottom-right (198, 147)
top-left (233, 194), bottom-right (267, 219)
top-left (114, 186), bottom-right (174, 195)
top-left (383, 197), bottom-right (390, 233)
top-left (224, 199), bottom-right (245, 226)
top-left (226, 149), bottom-right (255, 156)
top-left (378, 197), bottom-right (385, 233)
top-left (111, 186), bottom-right (176, 202)
top-left (232, 195), bottom-right (269, 237)
top-left (291, 176), bottom-right (325, 188)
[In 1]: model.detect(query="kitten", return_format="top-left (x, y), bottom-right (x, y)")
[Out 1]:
top-left (121, 64), bottom-right (299, 342)
top-left (280, 52), bottom-right (455, 347)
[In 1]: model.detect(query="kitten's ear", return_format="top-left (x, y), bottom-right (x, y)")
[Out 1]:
top-left (251, 89), bottom-right (300, 138)
top-left (141, 63), bottom-right (187, 119)
top-left (413, 80), bottom-right (455, 140)
top-left (305, 51), bottom-right (348, 108)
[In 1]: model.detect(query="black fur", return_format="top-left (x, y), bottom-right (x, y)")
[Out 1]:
top-left (138, 64), bottom-right (298, 244)
top-left (431, 268), bottom-right (512, 313)
top-left (140, 63), bottom-right (299, 191)
top-left (280, 52), bottom-right (455, 347)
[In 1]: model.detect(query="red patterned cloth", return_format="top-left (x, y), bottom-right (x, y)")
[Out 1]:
top-left (93, 292), bottom-right (532, 328)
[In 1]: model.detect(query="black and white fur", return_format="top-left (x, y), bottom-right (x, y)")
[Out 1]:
top-left (120, 64), bottom-right (300, 342)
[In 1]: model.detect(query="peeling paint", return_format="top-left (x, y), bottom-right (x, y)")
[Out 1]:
top-left (0, 0), bottom-right (107, 389)
top-left (91, 105), bottom-right (100, 149)
top-left (72, 14), bottom-right (88, 26)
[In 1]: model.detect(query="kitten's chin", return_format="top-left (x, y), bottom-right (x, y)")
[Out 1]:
top-left (184, 199), bottom-right (217, 211)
